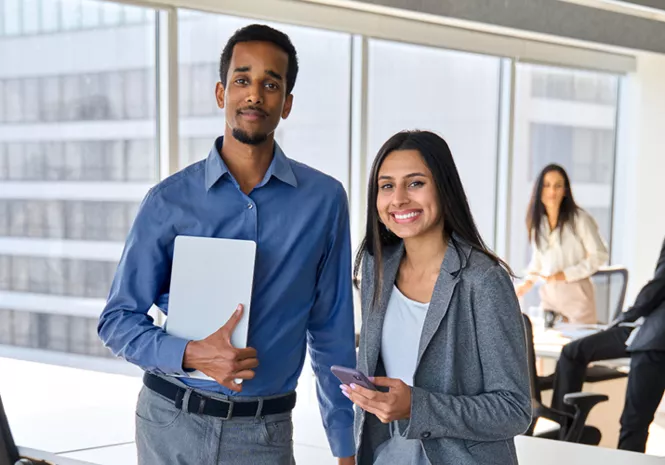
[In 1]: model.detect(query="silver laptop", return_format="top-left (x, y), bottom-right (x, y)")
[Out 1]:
top-left (165, 235), bottom-right (257, 380)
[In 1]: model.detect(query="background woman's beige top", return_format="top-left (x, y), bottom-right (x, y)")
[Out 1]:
top-left (526, 209), bottom-right (609, 282)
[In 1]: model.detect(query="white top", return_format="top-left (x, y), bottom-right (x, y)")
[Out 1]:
top-left (526, 209), bottom-right (609, 283)
top-left (380, 285), bottom-right (429, 386)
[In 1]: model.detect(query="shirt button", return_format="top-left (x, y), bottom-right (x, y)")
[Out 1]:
top-left (421, 432), bottom-right (431, 439)
top-left (247, 203), bottom-right (253, 209)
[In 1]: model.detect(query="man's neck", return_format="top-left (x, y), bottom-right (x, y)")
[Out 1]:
top-left (220, 131), bottom-right (275, 195)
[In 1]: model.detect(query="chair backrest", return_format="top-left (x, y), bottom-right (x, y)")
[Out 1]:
top-left (0, 394), bottom-right (20, 465)
top-left (590, 266), bottom-right (628, 324)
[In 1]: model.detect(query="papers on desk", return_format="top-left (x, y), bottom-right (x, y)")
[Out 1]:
top-left (554, 323), bottom-right (606, 340)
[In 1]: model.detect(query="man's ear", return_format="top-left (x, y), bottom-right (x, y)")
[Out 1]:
top-left (281, 93), bottom-right (293, 120)
top-left (215, 82), bottom-right (225, 109)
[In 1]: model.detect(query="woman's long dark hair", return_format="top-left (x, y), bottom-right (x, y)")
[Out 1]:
top-left (526, 164), bottom-right (580, 249)
top-left (353, 130), bottom-right (513, 306)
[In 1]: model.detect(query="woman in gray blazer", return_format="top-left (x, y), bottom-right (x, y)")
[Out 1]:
top-left (343, 131), bottom-right (531, 465)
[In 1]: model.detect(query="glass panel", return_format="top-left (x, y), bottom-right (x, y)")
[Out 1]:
top-left (509, 63), bottom-right (619, 314)
top-left (367, 39), bottom-right (501, 245)
top-left (0, 1), bottom-right (158, 383)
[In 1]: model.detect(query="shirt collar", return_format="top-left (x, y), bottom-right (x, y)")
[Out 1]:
top-left (204, 136), bottom-right (297, 191)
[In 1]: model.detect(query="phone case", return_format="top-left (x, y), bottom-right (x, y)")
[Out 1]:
top-left (330, 365), bottom-right (376, 390)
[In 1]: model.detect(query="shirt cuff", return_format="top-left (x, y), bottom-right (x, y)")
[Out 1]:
top-left (158, 334), bottom-right (191, 376)
top-left (326, 425), bottom-right (355, 458)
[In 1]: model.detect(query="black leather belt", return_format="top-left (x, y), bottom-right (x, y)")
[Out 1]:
top-left (143, 372), bottom-right (296, 419)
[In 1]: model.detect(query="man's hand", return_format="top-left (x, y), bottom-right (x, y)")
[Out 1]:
top-left (338, 456), bottom-right (355, 465)
top-left (182, 304), bottom-right (258, 392)
top-left (341, 377), bottom-right (411, 424)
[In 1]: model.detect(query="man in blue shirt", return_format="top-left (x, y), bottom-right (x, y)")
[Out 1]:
top-left (98, 24), bottom-right (356, 465)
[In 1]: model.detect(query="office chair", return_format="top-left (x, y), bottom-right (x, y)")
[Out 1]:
top-left (538, 266), bottom-right (630, 392)
top-left (522, 313), bottom-right (608, 444)
top-left (0, 394), bottom-right (47, 465)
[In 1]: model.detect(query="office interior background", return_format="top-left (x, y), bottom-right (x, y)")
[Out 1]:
top-left (1, 0), bottom-right (665, 462)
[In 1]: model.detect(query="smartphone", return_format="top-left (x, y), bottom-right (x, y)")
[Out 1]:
top-left (330, 365), bottom-right (376, 390)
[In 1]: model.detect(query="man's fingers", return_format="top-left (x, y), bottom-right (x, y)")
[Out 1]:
top-left (236, 357), bottom-right (259, 371)
top-left (236, 347), bottom-right (258, 360)
top-left (232, 369), bottom-right (256, 380)
top-left (221, 304), bottom-right (244, 341)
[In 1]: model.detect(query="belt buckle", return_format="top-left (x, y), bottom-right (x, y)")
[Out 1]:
top-left (220, 398), bottom-right (234, 420)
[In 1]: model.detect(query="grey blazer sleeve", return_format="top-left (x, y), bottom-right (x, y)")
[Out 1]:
top-left (405, 265), bottom-right (532, 441)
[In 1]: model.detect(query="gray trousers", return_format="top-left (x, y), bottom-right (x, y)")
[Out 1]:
top-left (135, 383), bottom-right (295, 465)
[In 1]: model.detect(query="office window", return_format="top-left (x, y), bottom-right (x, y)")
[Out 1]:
top-left (62, 74), bottom-right (81, 120)
top-left (367, 39), bottom-right (502, 245)
top-left (190, 63), bottom-right (218, 116)
top-left (22, 78), bottom-right (41, 122)
top-left (10, 256), bottom-right (30, 292)
top-left (4, 80), bottom-right (23, 122)
top-left (61, 0), bottom-right (81, 30)
top-left (124, 69), bottom-right (147, 119)
top-left (81, 0), bottom-right (101, 28)
top-left (108, 140), bottom-right (126, 181)
top-left (80, 73), bottom-right (110, 120)
top-left (177, 11), bottom-right (353, 194)
top-left (24, 142), bottom-right (45, 180)
top-left (8, 201), bottom-right (26, 236)
top-left (80, 141), bottom-right (105, 180)
top-left (0, 201), bottom-right (8, 236)
top-left (45, 201), bottom-right (65, 239)
top-left (125, 139), bottom-right (156, 181)
top-left (3, 0), bottom-right (21, 35)
top-left (0, 81), bottom-right (5, 123)
top-left (101, 1), bottom-right (122, 26)
top-left (0, 256), bottom-right (9, 291)
top-left (65, 201), bottom-right (85, 239)
top-left (178, 64), bottom-right (192, 117)
top-left (106, 72), bottom-right (125, 120)
top-left (64, 141), bottom-right (84, 180)
top-left (123, 4), bottom-right (147, 24)
top-left (41, 76), bottom-right (62, 122)
top-left (6, 143), bottom-right (24, 180)
top-left (45, 142), bottom-right (67, 180)
top-left (0, 143), bottom-right (6, 179)
top-left (22, 0), bottom-right (40, 34)
top-left (12, 312), bottom-right (39, 347)
top-left (24, 201), bottom-right (46, 237)
top-left (508, 63), bottom-right (619, 275)
top-left (41, 0), bottom-right (61, 33)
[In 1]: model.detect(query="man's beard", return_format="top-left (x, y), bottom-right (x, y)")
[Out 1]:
top-left (232, 128), bottom-right (268, 146)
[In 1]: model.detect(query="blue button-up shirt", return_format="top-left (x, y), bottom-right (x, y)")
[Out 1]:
top-left (98, 137), bottom-right (356, 457)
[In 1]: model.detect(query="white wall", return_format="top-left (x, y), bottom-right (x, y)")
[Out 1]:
top-left (613, 52), bottom-right (665, 305)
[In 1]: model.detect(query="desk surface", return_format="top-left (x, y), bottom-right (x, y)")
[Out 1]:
top-left (18, 447), bottom-right (93, 465)
top-left (516, 436), bottom-right (664, 464)
top-left (20, 437), bottom-right (665, 465)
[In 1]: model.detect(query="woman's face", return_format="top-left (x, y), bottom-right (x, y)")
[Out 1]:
top-left (376, 149), bottom-right (442, 240)
top-left (541, 170), bottom-right (566, 210)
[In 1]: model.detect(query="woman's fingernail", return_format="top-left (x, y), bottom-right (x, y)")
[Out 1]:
top-left (341, 390), bottom-right (350, 398)
top-left (350, 383), bottom-right (357, 390)
top-left (368, 377), bottom-right (375, 382)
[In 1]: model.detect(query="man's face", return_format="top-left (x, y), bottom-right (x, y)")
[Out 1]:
top-left (216, 41), bottom-right (293, 145)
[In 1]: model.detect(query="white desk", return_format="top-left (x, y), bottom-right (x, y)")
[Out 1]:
top-left (19, 437), bottom-right (665, 465)
top-left (17, 447), bottom-right (94, 465)
top-left (516, 436), bottom-right (665, 464)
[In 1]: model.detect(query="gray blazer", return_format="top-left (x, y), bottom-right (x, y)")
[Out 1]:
top-left (354, 237), bottom-right (531, 465)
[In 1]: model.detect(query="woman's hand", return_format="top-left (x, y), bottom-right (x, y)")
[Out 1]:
top-left (546, 271), bottom-right (566, 283)
top-left (516, 280), bottom-right (534, 298)
top-left (341, 377), bottom-right (411, 423)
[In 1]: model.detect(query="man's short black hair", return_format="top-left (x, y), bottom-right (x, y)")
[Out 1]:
top-left (219, 24), bottom-right (299, 95)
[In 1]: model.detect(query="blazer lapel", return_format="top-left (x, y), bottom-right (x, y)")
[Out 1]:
top-left (415, 237), bottom-right (471, 367)
top-left (365, 243), bottom-right (404, 376)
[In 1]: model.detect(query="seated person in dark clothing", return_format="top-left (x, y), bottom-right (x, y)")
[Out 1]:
top-left (552, 236), bottom-right (665, 453)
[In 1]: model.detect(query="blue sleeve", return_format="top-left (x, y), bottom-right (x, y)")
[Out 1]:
top-left (97, 190), bottom-right (190, 376)
top-left (306, 184), bottom-right (356, 458)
